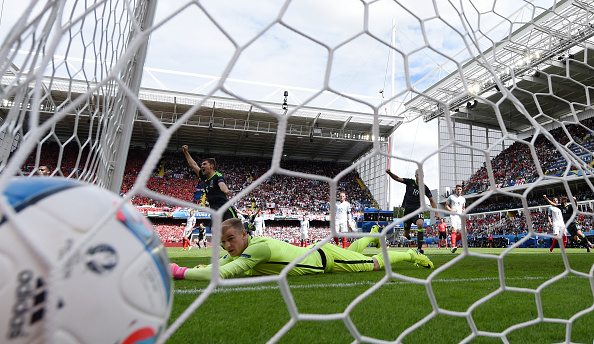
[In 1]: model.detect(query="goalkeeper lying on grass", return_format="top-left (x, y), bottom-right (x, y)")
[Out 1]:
top-left (170, 218), bottom-right (433, 281)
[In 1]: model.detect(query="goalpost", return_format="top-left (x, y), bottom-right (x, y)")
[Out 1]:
top-left (0, 0), bottom-right (156, 192)
top-left (1, 0), bottom-right (594, 343)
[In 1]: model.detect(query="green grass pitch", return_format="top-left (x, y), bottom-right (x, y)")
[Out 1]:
top-left (166, 247), bottom-right (593, 344)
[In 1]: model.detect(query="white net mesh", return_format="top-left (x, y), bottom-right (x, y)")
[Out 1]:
top-left (1, 0), bottom-right (594, 343)
top-left (0, 0), bottom-right (155, 191)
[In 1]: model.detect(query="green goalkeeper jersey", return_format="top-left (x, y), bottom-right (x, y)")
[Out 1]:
top-left (186, 236), bottom-right (329, 280)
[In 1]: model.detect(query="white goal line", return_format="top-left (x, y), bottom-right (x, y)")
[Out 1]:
top-left (174, 275), bottom-right (577, 295)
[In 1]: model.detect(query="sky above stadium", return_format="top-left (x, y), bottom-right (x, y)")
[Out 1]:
top-left (1, 0), bottom-right (555, 208)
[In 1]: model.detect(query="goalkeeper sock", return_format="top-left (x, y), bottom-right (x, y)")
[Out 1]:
top-left (170, 263), bottom-right (188, 280)
top-left (347, 232), bottom-right (379, 252)
top-left (373, 251), bottom-right (410, 269)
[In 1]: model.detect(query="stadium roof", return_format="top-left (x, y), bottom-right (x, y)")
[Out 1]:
top-left (0, 75), bottom-right (401, 164)
top-left (405, 0), bottom-right (594, 135)
top-left (133, 87), bottom-right (401, 162)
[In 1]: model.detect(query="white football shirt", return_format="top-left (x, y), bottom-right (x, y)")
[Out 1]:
top-left (446, 194), bottom-right (466, 214)
top-left (548, 206), bottom-right (564, 227)
top-left (336, 201), bottom-right (351, 223)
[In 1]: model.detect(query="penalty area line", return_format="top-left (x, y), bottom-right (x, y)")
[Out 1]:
top-left (174, 275), bottom-right (569, 294)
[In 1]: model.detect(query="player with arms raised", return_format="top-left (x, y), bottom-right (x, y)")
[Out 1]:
top-left (386, 169), bottom-right (438, 254)
top-left (182, 145), bottom-right (236, 220)
top-left (445, 185), bottom-right (465, 253)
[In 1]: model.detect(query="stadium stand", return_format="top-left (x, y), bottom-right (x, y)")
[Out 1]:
top-left (23, 138), bottom-right (593, 246)
top-left (463, 117), bottom-right (594, 194)
top-left (23, 146), bottom-right (374, 243)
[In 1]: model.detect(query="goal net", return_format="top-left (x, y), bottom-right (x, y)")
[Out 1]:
top-left (1, 0), bottom-right (593, 343)
top-left (0, 0), bottom-right (156, 191)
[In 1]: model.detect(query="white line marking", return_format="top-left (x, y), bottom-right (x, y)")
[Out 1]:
top-left (174, 275), bottom-right (582, 294)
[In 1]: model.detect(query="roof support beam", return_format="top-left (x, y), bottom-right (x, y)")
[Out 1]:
top-left (522, 74), bottom-right (585, 93)
top-left (285, 137), bottom-right (305, 158)
top-left (340, 116), bottom-right (352, 129)
top-left (234, 106), bottom-right (253, 153)
top-left (533, 24), bottom-right (570, 40)
top-left (337, 141), bottom-right (361, 162)
top-left (550, 60), bottom-right (594, 77)
top-left (313, 139), bottom-right (335, 160)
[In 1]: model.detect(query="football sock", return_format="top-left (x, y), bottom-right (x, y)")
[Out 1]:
top-left (417, 231), bottom-right (424, 250)
top-left (342, 237), bottom-right (347, 248)
top-left (563, 235), bottom-right (567, 247)
top-left (451, 233), bottom-right (457, 247)
top-left (170, 263), bottom-right (188, 280)
top-left (347, 234), bottom-right (379, 252)
top-left (346, 237), bottom-right (372, 253)
top-left (334, 237), bottom-right (339, 245)
top-left (550, 239), bottom-right (558, 251)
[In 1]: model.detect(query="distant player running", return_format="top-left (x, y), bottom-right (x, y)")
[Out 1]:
top-left (445, 185), bottom-right (466, 253)
top-left (196, 222), bottom-right (207, 249)
top-left (386, 169), bottom-right (438, 254)
top-left (545, 196), bottom-right (567, 252)
top-left (544, 195), bottom-right (590, 253)
top-left (182, 210), bottom-right (196, 251)
top-left (170, 219), bottom-right (433, 281)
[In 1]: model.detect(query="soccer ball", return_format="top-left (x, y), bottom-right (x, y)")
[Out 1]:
top-left (0, 178), bottom-right (172, 343)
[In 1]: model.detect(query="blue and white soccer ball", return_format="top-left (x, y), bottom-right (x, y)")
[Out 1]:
top-left (0, 178), bottom-right (172, 343)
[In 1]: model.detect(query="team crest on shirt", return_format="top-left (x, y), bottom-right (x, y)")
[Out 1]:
top-left (241, 254), bottom-right (251, 258)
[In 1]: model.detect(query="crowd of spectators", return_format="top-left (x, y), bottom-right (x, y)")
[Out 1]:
top-left (22, 144), bottom-right (378, 245)
top-left (262, 221), bottom-right (331, 244)
top-left (117, 148), bottom-right (375, 216)
top-left (463, 117), bottom-right (594, 194)
top-left (463, 206), bottom-right (594, 238)
top-left (466, 188), bottom-right (594, 214)
top-left (152, 219), bottom-right (186, 243)
top-left (22, 145), bottom-right (374, 216)
top-left (21, 116), bottom-right (594, 245)
top-left (151, 218), bottom-right (335, 244)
